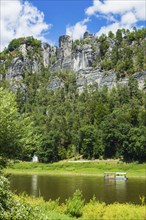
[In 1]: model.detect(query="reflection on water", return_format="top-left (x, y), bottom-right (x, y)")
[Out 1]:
top-left (104, 179), bottom-right (127, 202)
top-left (10, 175), bottom-right (145, 204)
top-left (115, 180), bottom-right (127, 200)
top-left (31, 175), bottom-right (38, 196)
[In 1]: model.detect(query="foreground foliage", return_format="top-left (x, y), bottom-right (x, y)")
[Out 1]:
top-left (0, 176), bottom-right (145, 220)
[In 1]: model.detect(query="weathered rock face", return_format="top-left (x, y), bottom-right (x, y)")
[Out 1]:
top-left (47, 76), bottom-right (64, 91)
top-left (76, 69), bottom-right (146, 93)
top-left (6, 50), bottom-right (41, 82)
top-left (19, 44), bottom-right (27, 57)
top-left (76, 69), bottom-right (117, 93)
top-left (72, 44), bottom-right (94, 71)
top-left (42, 43), bottom-right (51, 68)
top-left (59, 35), bottom-right (72, 59)
top-left (53, 34), bottom-right (97, 72)
top-left (83, 32), bottom-right (95, 40)
top-left (0, 33), bottom-right (146, 92)
top-left (133, 72), bottom-right (146, 90)
top-left (50, 34), bottom-right (97, 72)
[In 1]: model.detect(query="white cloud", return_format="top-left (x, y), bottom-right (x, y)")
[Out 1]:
top-left (85, 0), bottom-right (145, 19)
top-left (86, 0), bottom-right (146, 36)
top-left (96, 22), bottom-right (120, 36)
top-left (66, 18), bottom-right (89, 40)
top-left (96, 11), bottom-right (138, 36)
top-left (96, 22), bottom-right (130, 36)
top-left (121, 12), bottom-right (137, 26)
top-left (0, 0), bottom-right (52, 51)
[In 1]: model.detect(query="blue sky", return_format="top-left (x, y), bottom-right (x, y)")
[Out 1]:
top-left (30, 0), bottom-right (92, 44)
top-left (1, 0), bottom-right (146, 51)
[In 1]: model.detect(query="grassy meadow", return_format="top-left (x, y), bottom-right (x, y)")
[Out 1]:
top-left (4, 160), bottom-right (146, 178)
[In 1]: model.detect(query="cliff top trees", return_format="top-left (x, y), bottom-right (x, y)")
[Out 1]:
top-left (7, 37), bottom-right (41, 51)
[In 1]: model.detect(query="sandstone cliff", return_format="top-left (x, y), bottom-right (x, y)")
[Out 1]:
top-left (0, 29), bottom-right (146, 92)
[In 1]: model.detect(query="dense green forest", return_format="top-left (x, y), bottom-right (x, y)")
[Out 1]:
top-left (0, 71), bottom-right (146, 163)
top-left (0, 28), bottom-right (146, 163)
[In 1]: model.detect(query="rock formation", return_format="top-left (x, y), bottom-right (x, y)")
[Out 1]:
top-left (0, 31), bottom-right (146, 92)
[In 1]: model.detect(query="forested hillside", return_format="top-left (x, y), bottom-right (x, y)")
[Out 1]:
top-left (0, 28), bottom-right (146, 163)
top-left (0, 73), bottom-right (146, 162)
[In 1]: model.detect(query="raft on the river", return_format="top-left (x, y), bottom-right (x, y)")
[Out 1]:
top-left (104, 172), bottom-right (128, 180)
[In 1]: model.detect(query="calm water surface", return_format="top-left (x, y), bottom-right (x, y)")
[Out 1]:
top-left (10, 175), bottom-right (146, 204)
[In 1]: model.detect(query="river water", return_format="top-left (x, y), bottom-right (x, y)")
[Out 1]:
top-left (10, 174), bottom-right (146, 204)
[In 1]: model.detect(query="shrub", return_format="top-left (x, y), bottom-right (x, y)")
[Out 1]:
top-left (83, 200), bottom-right (105, 220)
top-left (65, 190), bottom-right (84, 218)
top-left (58, 146), bottom-right (67, 160)
top-left (0, 176), bottom-right (13, 211)
top-left (26, 37), bottom-right (41, 48)
top-left (50, 56), bottom-right (56, 65)
top-left (102, 203), bottom-right (146, 220)
top-left (101, 58), bottom-right (112, 70)
top-left (0, 176), bottom-right (41, 220)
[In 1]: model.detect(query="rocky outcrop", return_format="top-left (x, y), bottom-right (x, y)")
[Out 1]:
top-left (50, 34), bottom-right (97, 72)
top-left (0, 33), bottom-right (146, 92)
top-left (133, 71), bottom-right (146, 90)
top-left (6, 54), bottom-right (41, 82)
top-left (42, 43), bottom-right (51, 68)
top-left (59, 35), bottom-right (72, 59)
top-left (76, 69), bottom-right (146, 92)
top-left (72, 44), bottom-right (94, 71)
top-left (47, 76), bottom-right (64, 91)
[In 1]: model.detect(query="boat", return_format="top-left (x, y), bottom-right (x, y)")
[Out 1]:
top-left (104, 172), bottom-right (128, 180)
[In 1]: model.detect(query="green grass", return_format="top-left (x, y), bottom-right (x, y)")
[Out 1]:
top-left (4, 160), bottom-right (146, 178)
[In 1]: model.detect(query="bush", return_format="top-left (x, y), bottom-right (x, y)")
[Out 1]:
top-left (101, 59), bottom-right (112, 70)
top-left (0, 176), bottom-right (41, 220)
top-left (58, 146), bottom-right (67, 160)
top-left (102, 203), bottom-right (146, 220)
top-left (26, 37), bottom-right (41, 48)
top-left (65, 190), bottom-right (84, 218)
top-left (0, 176), bottom-right (13, 211)
top-left (7, 37), bottom-right (41, 52)
top-left (8, 38), bottom-right (24, 51)
top-left (82, 198), bottom-right (105, 220)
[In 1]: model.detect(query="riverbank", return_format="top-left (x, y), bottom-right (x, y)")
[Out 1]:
top-left (1, 174), bottom-right (146, 220)
top-left (4, 160), bottom-right (146, 178)
top-left (2, 190), bottom-right (146, 220)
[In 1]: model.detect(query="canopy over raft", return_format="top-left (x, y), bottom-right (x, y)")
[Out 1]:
top-left (104, 172), bottom-right (128, 180)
